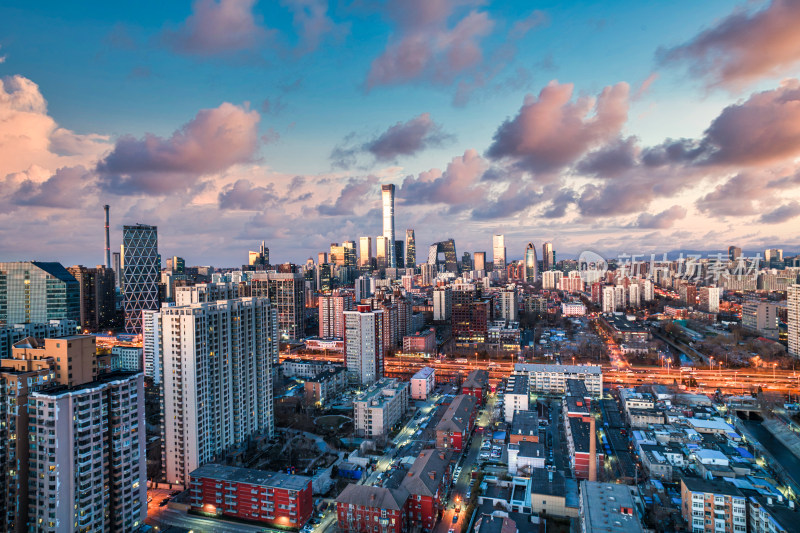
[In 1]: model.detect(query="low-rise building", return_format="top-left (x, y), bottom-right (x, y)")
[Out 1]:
top-left (462, 368), bottom-right (490, 405)
top-left (189, 464), bottom-right (313, 529)
top-left (748, 495), bottom-right (800, 533)
top-left (410, 366), bottom-right (436, 400)
top-left (336, 484), bottom-right (408, 533)
top-left (514, 363), bottom-right (603, 396)
top-left (504, 374), bottom-right (530, 423)
top-left (680, 477), bottom-right (747, 533)
top-left (565, 417), bottom-right (603, 480)
top-left (509, 410), bottom-right (539, 444)
top-left (353, 378), bottom-right (409, 438)
top-left (403, 328), bottom-right (436, 354)
top-left (400, 449), bottom-right (452, 531)
top-left (507, 441), bottom-right (546, 475)
top-left (304, 366), bottom-right (347, 406)
top-left (435, 394), bottom-right (478, 452)
top-left (530, 469), bottom-right (579, 518)
top-left (580, 481), bottom-right (643, 533)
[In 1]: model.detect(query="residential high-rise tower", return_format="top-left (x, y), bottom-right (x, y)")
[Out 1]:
top-left (493, 235), bottom-right (506, 272)
top-left (344, 304), bottom-right (384, 386)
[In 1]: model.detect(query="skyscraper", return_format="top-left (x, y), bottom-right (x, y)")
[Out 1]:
top-left (499, 288), bottom-right (518, 322)
top-left (543, 242), bottom-right (554, 271)
top-left (427, 240), bottom-right (458, 273)
top-left (433, 287), bottom-right (452, 321)
top-left (112, 252), bottom-right (122, 288)
top-left (728, 246), bottom-right (742, 261)
top-left (789, 285), bottom-right (800, 359)
top-left (0, 261), bottom-right (80, 327)
top-left (493, 235), bottom-right (506, 272)
top-left (376, 236), bottom-right (390, 269)
top-left (382, 184), bottom-right (396, 268)
top-left (394, 240), bottom-right (405, 270)
top-left (344, 304), bottom-right (384, 385)
top-left (359, 236), bottom-right (373, 268)
top-left (158, 298), bottom-right (277, 487)
top-left (462, 252), bottom-right (473, 272)
top-left (473, 252), bottom-right (486, 272)
top-left (524, 243), bottom-right (538, 283)
top-left (122, 224), bottom-right (159, 334)
top-left (405, 229), bottom-right (416, 268)
top-left (249, 241), bottom-right (269, 267)
top-left (67, 265), bottom-right (116, 330)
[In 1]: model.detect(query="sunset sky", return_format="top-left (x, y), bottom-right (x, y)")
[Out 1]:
top-left (2, 0), bottom-right (800, 266)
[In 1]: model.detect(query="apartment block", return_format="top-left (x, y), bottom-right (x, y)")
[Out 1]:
top-left (353, 378), bottom-right (409, 437)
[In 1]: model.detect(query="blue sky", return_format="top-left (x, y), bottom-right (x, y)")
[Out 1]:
top-left (1, 0), bottom-right (800, 266)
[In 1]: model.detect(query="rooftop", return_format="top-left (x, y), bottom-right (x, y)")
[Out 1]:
top-left (411, 366), bottom-right (435, 380)
top-left (581, 481), bottom-right (643, 533)
top-left (190, 464), bottom-right (311, 491)
top-left (515, 363), bottom-right (602, 375)
top-left (436, 394), bottom-right (477, 433)
top-left (463, 369), bottom-right (489, 389)
top-left (400, 449), bottom-right (452, 497)
top-left (511, 410), bottom-right (539, 437)
top-left (336, 484), bottom-right (408, 511)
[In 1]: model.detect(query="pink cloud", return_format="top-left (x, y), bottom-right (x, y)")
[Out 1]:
top-left (366, 0), bottom-right (494, 88)
top-left (400, 148), bottom-right (488, 208)
top-left (486, 80), bottom-right (630, 173)
top-left (162, 0), bottom-right (270, 56)
top-left (97, 102), bottom-right (260, 195)
top-left (659, 0), bottom-right (800, 89)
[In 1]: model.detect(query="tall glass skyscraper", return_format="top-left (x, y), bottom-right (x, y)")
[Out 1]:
top-left (524, 243), bottom-right (538, 283)
top-left (381, 184), bottom-right (396, 268)
top-left (543, 241), bottom-right (554, 271)
top-left (122, 224), bottom-right (159, 334)
top-left (0, 261), bottom-right (80, 326)
top-left (405, 229), bottom-right (416, 269)
top-left (493, 234), bottom-right (506, 271)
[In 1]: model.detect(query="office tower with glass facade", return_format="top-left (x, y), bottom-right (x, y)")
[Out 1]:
top-left (359, 237), bottom-right (373, 268)
top-left (473, 252), bottom-right (486, 272)
top-left (493, 235), bottom-right (507, 271)
top-left (122, 224), bottom-right (159, 334)
top-left (524, 243), bottom-right (538, 283)
top-left (462, 252), bottom-right (473, 272)
top-left (0, 261), bottom-right (80, 327)
top-left (381, 184), bottom-right (396, 269)
top-left (394, 241), bottom-right (404, 270)
top-left (376, 236), bottom-right (390, 269)
top-left (405, 230), bottom-right (416, 269)
top-left (158, 298), bottom-right (277, 487)
top-left (427, 240), bottom-right (458, 273)
top-left (542, 242), bottom-right (554, 271)
top-left (66, 265), bottom-right (116, 330)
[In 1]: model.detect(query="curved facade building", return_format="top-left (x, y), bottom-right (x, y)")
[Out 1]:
top-left (427, 239), bottom-right (458, 273)
top-left (525, 243), bottom-right (538, 283)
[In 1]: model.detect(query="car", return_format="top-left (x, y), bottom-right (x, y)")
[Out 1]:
top-left (453, 514), bottom-right (459, 523)
top-left (466, 489), bottom-right (471, 498)
top-left (479, 452), bottom-right (490, 460)
top-left (448, 529), bottom-right (455, 533)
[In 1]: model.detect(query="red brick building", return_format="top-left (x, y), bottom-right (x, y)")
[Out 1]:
top-left (461, 369), bottom-right (489, 405)
top-left (565, 417), bottom-right (603, 480)
top-left (401, 450), bottom-right (452, 531)
top-left (189, 464), bottom-right (313, 529)
top-left (435, 394), bottom-right (478, 452)
top-left (336, 484), bottom-right (409, 533)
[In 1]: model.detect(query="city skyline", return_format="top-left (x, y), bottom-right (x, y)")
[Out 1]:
top-left (2, 1), bottom-right (800, 266)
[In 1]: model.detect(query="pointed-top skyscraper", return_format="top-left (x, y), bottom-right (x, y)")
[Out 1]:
top-left (525, 242), bottom-right (538, 283)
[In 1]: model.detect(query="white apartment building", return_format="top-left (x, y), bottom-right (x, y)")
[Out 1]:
top-left (699, 287), bottom-right (721, 313)
top-left (410, 366), bottom-right (436, 400)
top-left (504, 374), bottom-right (530, 422)
top-left (602, 286), bottom-right (616, 313)
top-left (28, 373), bottom-right (147, 532)
top-left (789, 285), bottom-right (800, 358)
top-left (433, 287), bottom-right (452, 321)
top-left (142, 308), bottom-right (162, 384)
top-left (561, 302), bottom-right (587, 316)
top-left (344, 305), bottom-right (384, 385)
top-left (353, 378), bottom-right (409, 437)
top-left (174, 282), bottom-right (239, 305)
top-left (158, 298), bottom-right (277, 487)
top-left (319, 291), bottom-right (355, 338)
top-left (499, 288), bottom-right (519, 322)
top-left (112, 345), bottom-right (142, 372)
top-left (628, 283), bottom-right (641, 308)
top-left (514, 363), bottom-right (603, 396)
top-left (542, 270), bottom-right (564, 290)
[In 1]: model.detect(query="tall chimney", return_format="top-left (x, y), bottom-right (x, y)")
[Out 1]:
top-left (104, 205), bottom-right (111, 268)
top-left (588, 416), bottom-right (597, 482)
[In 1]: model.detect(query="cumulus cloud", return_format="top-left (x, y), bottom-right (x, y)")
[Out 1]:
top-left (96, 102), bottom-right (260, 195)
top-left (759, 201), bottom-right (800, 224)
top-left (659, 0), bottom-right (800, 90)
top-left (633, 205), bottom-right (687, 229)
top-left (318, 175), bottom-right (378, 216)
top-left (576, 136), bottom-right (639, 178)
top-left (11, 166), bottom-right (94, 209)
top-left (399, 149), bottom-right (487, 209)
top-left (162, 0), bottom-right (270, 56)
top-left (0, 75), bottom-right (111, 178)
top-left (218, 179), bottom-right (278, 210)
top-left (366, 0), bottom-right (494, 88)
top-left (281, 0), bottom-right (348, 55)
top-left (486, 81), bottom-right (629, 174)
top-left (331, 113), bottom-right (452, 168)
top-left (696, 169), bottom-right (800, 218)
